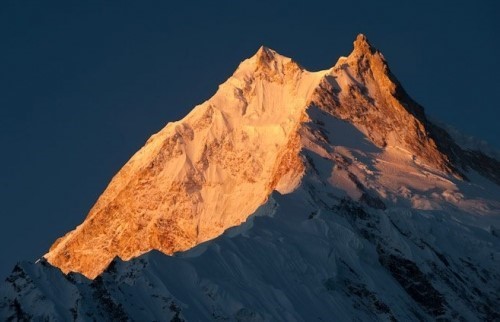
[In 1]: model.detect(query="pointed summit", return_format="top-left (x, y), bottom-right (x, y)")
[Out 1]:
top-left (234, 45), bottom-right (304, 81)
top-left (252, 45), bottom-right (285, 72)
top-left (318, 34), bottom-right (453, 173)
top-left (255, 45), bottom-right (276, 63)
top-left (248, 45), bottom-right (284, 67)
top-left (344, 33), bottom-right (387, 73)
top-left (352, 33), bottom-right (376, 55)
top-left (331, 34), bottom-right (391, 89)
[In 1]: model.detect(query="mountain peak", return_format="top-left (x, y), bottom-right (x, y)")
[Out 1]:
top-left (333, 34), bottom-right (389, 82)
top-left (352, 33), bottom-right (376, 54)
top-left (249, 45), bottom-right (285, 68)
top-left (41, 35), bottom-right (500, 280)
top-left (4, 35), bottom-right (500, 322)
top-left (347, 33), bottom-right (385, 69)
top-left (232, 45), bottom-right (305, 82)
top-left (319, 34), bottom-right (455, 173)
top-left (255, 45), bottom-right (276, 61)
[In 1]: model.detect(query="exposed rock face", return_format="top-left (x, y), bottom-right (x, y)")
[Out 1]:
top-left (311, 35), bottom-right (451, 173)
top-left (44, 34), bottom-right (499, 280)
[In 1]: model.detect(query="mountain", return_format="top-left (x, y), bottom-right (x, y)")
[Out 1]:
top-left (1, 34), bottom-right (499, 321)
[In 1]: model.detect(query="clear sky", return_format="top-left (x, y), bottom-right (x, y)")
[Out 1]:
top-left (0, 1), bottom-right (499, 278)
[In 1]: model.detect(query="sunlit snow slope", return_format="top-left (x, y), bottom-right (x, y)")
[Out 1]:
top-left (1, 34), bottom-right (499, 321)
top-left (45, 46), bottom-right (326, 278)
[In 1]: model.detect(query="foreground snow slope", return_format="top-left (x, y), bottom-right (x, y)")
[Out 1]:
top-left (1, 34), bottom-right (499, 320)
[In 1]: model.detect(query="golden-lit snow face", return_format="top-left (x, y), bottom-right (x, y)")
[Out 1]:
top-left (45, 35), bottom-right (488, 279)
top-left (45, 44), bottom-right (327, 279)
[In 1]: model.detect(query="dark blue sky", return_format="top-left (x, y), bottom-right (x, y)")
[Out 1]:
top-left (1, 1), bottom-right (499, 278)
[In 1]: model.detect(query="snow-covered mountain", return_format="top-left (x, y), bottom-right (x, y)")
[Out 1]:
top-left (1, 34), bottom-right (499, 321)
